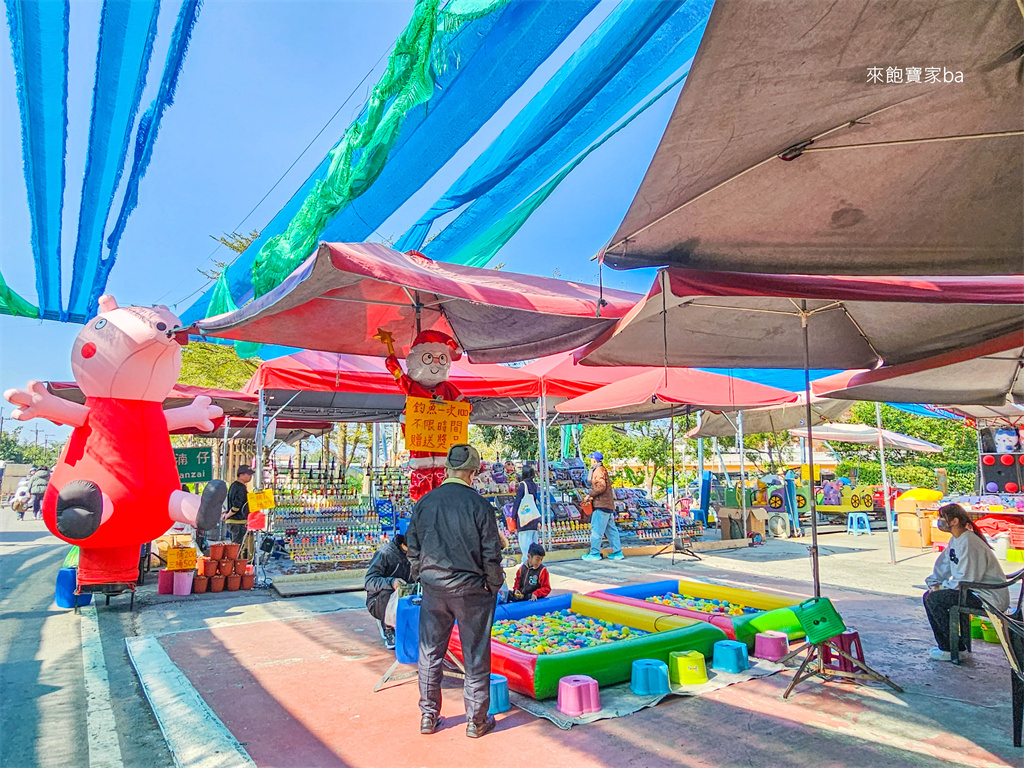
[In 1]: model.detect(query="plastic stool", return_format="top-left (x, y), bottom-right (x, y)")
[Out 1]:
top-left (823, 629), bottom-right (866, 675)
top-left (753, 631), bottom-right (790, 661)
top-left (846, 513), bottom-right (872, 536)
top-left (669, 650), bottom-right (709, 685)
top-left (631, 659), bottom-right (671, 695)
top-left (557, 675), bottom-right (601, 717)
top-left (711, 640), bottom-right (750, 674)
top-left (55, 567), bottom-right (92, 608)
top-left (488, 673), bottom-right (511, 715)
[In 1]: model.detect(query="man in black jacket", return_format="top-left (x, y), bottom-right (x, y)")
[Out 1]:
top-left (407, 443), bottom-right (504, 739)
top-left (364, 534), bottom-right (411, 650)
top-left (224, 467), bottom-right (253, 545)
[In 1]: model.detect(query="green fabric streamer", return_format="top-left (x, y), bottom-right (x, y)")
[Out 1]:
top-left (448, 71), bottom-right (688, 268)
top-left (206, 271), bottom-right (237, 317)
top-left (0, 270), bottom-right (39, 317)
top-left (250, 0), bottom-right (506, 298)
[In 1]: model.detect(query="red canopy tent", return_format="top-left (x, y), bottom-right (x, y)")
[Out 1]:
top-left (197, 243), bottom-right (640, 364)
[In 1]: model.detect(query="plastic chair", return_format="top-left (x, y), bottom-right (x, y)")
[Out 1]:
top-left (951, 568), bottom-right (1024, 665)
top-left (974, 595), bottom-right (1024, 747)
top-left (846, 513), bottom-right (872, 536)
top-left (630, 659), bottom-right (670, 695)
top-left (488, 674), bottom-right (511, 715)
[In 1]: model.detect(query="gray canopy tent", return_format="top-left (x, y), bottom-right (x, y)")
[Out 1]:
top-left (602, 0), bottom-right (1023, 276)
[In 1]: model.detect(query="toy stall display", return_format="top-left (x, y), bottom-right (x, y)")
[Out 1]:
top-left (588, 579), bottom-right (805, 649)
top-left (448, 593), bottom-right (727, 699)
top-left (269, 459), bottom-right (382, 567)
top-left (978, 426), bottom-right (1024, 495)
top-left (3, 296), bottom-right (227, 587)
top-left (371, 467), bottom-right (413, 533)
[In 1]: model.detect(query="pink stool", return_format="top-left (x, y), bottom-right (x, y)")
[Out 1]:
top-left (557, 675), bottom-right (601, 717)
top-left (823, 629), bottom-right (866, 676)
top-left (753, 630), bottom-right (789, 661)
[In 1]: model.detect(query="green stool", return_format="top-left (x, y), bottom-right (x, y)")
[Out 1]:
top-left (669, 650), bottom-right (708, 685)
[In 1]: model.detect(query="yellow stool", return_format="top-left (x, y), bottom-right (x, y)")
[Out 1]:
top-left (669, 650), bottom-right (709, 685)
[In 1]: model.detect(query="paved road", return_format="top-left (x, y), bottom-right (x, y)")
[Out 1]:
top-left (0, 505), bottom-right (173, 768)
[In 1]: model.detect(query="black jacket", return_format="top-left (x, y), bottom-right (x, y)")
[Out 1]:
top-left (407, 481), bottom-right (504, 596)
top-left (364, 540), bottom-right (411, 603)
top-left (226, 481), bottom-right (249, 521)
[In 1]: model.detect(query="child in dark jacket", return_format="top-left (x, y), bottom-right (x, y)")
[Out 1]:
top-left (509, 543), bottom-right (551, 602)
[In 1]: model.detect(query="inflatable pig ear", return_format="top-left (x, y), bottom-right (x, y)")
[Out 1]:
top-left (98, 295), bottom-right (118, 313)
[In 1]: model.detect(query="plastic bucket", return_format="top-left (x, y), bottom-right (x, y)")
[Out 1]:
top-left (226, 574), bottom-right (241, 592)
top-left (234, 558), bottom-right (248, 575)
top-left (55, 567), bottom-right (92, 608)
top-left (173, 571), bottom-right (194, 596)
top-left (201, 558), bottom-right (218, 577)
top-left (193, 576), bottom-right (209, 594)
top-left (157, 569), bottom-right (175, 595)
top-left (241, 574), bottom-right (255, 590)
top-left (209, 575), bottom-right (225, 593)
top-left (209, 543), bottom-right (225, 560)
top-left (980, 620), bottom-right (999, 643)
top-left (224, 543), bottom-right (241, 560)
top-left (218, 559), bottom-right (234, 576)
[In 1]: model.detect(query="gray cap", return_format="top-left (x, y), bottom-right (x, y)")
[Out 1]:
top-left (446, 443), bottom-right (481, 471)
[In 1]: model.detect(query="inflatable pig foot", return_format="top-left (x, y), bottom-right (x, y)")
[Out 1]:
top-left (196, 480), bottom-right (228, 530)
top-left (56, 481), bottom-right (104, 540)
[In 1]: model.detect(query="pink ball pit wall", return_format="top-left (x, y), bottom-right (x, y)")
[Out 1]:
top-left (587, 579), bottom-right (805, 650)
top-left (448, 593), bottom-right (727, 700)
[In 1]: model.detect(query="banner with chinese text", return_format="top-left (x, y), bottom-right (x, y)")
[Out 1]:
top-left (405, 397), bottom-right (470, 453)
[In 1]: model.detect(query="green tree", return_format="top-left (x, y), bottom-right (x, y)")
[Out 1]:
top-left (0, 426), bottom-right (62, 466)
top-left (179, 341), bottom-right (261, 390)
top-left (472, 424), bottom-right (559, 461)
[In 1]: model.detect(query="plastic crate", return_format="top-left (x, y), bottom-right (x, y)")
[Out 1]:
top-left (792, 597), bottom-right (847, 644)
top-left (1008, 526), bottom-right (1024, 550)
top-left (1007, 548), bottom-right (1024, 563)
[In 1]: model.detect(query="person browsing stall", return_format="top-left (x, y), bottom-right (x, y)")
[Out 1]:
top-left (406, 443), bottom-right (504, 739)
top-left (512, 465), bottom-right (542, 559)
top-left (582, 452), bottom-right (624, 562)
top-left (224, 467), bottom-right (253, 545)
top-left (364, 534), bottom-right (411, 650)
top-left (923, 503), bottom-right (1009, 661)
top-left (509, 543), bottom-right (551, 602)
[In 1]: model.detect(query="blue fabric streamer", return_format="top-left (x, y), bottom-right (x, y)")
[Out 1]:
top-left (4, 0), bottom-right (69, 319)
top-left (413, 0), bottom-right (713, 261)
top-left (66, 0), bottom-right (161, 322)
top-left (181, 0), bottom-right (598, 323)
top-left (98, 0), bottom-right (201, 312)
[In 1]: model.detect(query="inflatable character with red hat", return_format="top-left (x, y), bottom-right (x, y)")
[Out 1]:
top-left (374, 327), bottom-right (470, 500)
top-left (4, 296), bottom-right (227, 586)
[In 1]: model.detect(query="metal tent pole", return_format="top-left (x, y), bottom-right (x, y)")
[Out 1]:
top-left (738, 410), bottom-right (747, 540)
top-left (220, 415), bottom-right (231, 481)
top-left (876, 401), bottom-right (897, 565)
top-left (669, 405), bottom-right (677, 548)
top-left (802, 301), bottom-right (821, 598)
top-left (255, 390), bottom-right (266, 491)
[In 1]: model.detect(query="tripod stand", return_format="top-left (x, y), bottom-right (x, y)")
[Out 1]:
top-left (780, 638), bottom-right (903, 699)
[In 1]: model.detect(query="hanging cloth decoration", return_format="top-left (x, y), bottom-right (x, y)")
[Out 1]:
top-left (4, 0), bottom-right (70, 319)
top-left (98, 0), bottom-right (203, 313)
top-left (66, 0), bottom-right (161, 322)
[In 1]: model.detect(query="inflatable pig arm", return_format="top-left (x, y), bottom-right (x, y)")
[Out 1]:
top-left (4, 380), bottom-right (89, 427)
top-left (164, 395), bottom-right (223, 432)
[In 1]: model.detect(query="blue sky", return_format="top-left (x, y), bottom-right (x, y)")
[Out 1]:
top-left (1, 1), bottom-right (681, 444)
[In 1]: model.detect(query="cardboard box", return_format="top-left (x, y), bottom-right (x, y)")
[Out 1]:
top-left (897, 512), bottom-right (932, 548)
top-left (718, 506), bottom-right (768, 540)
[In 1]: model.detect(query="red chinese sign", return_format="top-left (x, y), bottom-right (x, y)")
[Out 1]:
top-left (405, 397), bottom-right (471, 453)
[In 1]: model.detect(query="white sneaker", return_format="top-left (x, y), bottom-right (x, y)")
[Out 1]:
top-left (928, 648), bottom-right (951, 662)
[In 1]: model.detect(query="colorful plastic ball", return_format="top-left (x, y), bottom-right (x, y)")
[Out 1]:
top-left (1001, 454), bottom-right (1015, 466)
top-left (982, 455), bottom-right (996, 466)
top-left (987, 482), bottom-right (1000, 492)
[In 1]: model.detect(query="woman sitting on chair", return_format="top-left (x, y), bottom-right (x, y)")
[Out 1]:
top-left (924, 503), bottom-right (1009, 661)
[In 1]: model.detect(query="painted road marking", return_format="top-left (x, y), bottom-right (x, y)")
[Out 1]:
top-left (80, 605), bottom-right (125, 768)
top-left (126, 636), bottom-right (255, 768)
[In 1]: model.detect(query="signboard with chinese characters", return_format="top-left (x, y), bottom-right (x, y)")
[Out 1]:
top-left (404, 397), bottom-right (470, 453)
top-left (247, 488), bottom-right (276, 512)
top-left (173, 447), bottom-right (213, 482)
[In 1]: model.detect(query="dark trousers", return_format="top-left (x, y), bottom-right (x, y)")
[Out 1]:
top-left (418, 585), bottom-right (495, 724)
top-left (924, 588), bottom-right (983, 651)
top-left (32, 494), bottom-right (43, 518)
top-left (227, 521), bottom-right (247, 545)
top-left (366, 590), bottom-right (392, 624)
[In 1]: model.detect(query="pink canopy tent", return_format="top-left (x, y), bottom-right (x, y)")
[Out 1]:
top-left (48, 381), bottom-right (258, 417)
top-left (555, 368), bottom-right (797, 418)
top-left (196, 243), bottom-right (640, 364)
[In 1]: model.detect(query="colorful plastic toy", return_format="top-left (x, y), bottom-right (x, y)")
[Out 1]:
top-left (669, 650), bottom-right (708, 685)
top-left (557, 675), bottom-right (601, 717)
top-left (588, 579), bottom-right (804, 649)
top-left (711, 640), bottom-right (750, 673)
top-left (753, 631), bottom-right (790, 661)
top-left (630, 659), bottom-right (670, 696)
top-left (487, 673), bottom-right (511, 715)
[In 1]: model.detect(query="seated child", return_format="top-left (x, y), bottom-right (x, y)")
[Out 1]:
top-left (509, 543), bottom-right (551, 602)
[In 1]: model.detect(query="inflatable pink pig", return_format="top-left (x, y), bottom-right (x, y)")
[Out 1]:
top-left (4, 296), bottom-right (227, 584)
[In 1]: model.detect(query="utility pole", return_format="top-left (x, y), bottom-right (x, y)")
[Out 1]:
top-left (34, 425), bottom-right (41, 447)
top-left (0, 406), bottom-right (5, 437)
